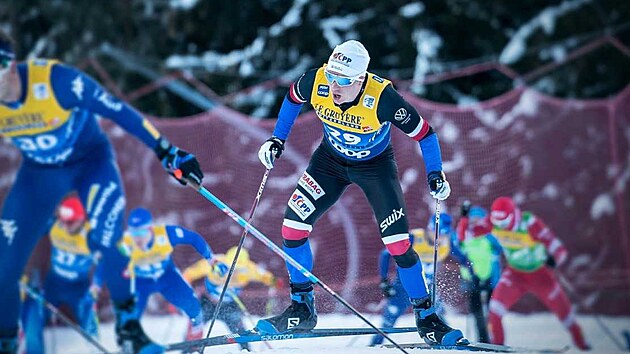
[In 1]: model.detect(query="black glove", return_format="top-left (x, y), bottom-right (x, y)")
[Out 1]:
top-left (461, 200), bottom-right (472, 217)
top-left (154, 137), bottom-right (203, 185)
top-left (546, 255), bottom-right (557, 268)
top-left (258, 137), bottom-right (285, 169)
top-left (379, 279), bottom-right (396, 298)
top-left (427, 171), bottom-right (451, 200)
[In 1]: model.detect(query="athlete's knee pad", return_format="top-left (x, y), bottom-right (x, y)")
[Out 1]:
top-left (282, 219), bottom-right (312, 247)
top-left (382, 233), bottom-right (412, 256)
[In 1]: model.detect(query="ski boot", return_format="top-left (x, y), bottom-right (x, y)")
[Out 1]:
top-left (412, 297), bottom-right (468, 346)
top-left (570, 324), bottom-right (591, 351)
top-left (256, 286), bottom-right (317, 334)
top-left (114, 299), bottom-right (163, 354)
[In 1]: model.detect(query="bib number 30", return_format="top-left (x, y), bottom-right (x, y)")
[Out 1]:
top-left (15, 134), bottom-right (58, 151)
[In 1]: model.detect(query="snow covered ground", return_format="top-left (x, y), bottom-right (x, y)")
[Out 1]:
top-left (37, 312), bottom-right (629, 354)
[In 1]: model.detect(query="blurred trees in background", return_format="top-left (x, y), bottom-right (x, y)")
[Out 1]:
top-left (1, 0), bottom-right (628, 118)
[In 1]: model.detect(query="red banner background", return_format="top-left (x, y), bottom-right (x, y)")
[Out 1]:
top-left (1, 85), bottom-right (628, 316)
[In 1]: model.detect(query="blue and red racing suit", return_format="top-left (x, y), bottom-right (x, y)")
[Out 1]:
top-left (272, 67), bottom-right (446, 305)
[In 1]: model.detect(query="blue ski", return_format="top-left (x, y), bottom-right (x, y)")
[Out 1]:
top-left (384, 342), bottom-right (570, 353)
top-left (154, 327), bottom-right (417, 352)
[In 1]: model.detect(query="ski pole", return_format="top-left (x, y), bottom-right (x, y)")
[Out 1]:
top-left (179, 175), bottom-right (411, 354)
top-left (558, 273), bottom-right (626, 351)
top-left (431, 199), bottom-right (441, 305)
top-left (129, 261), bottom-right (136, 295)
top-left (20, 283), bottom-right (112, 354)
top-left (345, 310), bottom-right (382, 348)
top-left (205, 169), bottom-right (270, 343)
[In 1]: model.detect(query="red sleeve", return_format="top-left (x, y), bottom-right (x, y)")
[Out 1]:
top-left (456, 216), bottom-right (493, 241)
top-left (527, 215), bottom-right (568, 265)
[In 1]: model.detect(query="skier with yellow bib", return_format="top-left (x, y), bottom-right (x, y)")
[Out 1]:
top-left (371, 212), bottom-right (473, 345)
top-left (118, 207), bottom-right (226, 347)
top-left (183, 246), bottom-right (279, 350)
top-left (256, 39), bottom-right (464, 346)
top-left (457, 196), bottom-right (589, 350)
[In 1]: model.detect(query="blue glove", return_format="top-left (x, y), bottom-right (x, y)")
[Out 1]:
top-left (209, 258), bottom-right (228, 277)
top-left (154, 137), bottom-right (203, 185)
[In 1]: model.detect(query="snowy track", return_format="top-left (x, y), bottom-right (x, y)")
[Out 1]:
top-left (35, 313), bottom-right (629, 353)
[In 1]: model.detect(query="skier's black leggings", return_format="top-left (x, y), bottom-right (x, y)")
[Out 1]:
top-left (283, 141), bottom-right (412, 260)
top-left (469, 282), bottom-right (493, 343)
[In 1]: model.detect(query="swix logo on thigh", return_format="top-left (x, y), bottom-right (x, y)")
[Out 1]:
top-left (0, 219), bottom-right (17, 245)
top-left (288, 190), bottom-right (316, 221)
top-left (298, 172), bottom-right (326, 200)
top-left (380, 208), bottom-right (405, 233)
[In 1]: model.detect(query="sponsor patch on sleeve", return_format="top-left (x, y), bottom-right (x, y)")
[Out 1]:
top-left (394, 108), bottom-right (411, 124)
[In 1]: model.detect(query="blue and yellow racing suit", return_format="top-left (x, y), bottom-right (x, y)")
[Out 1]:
top-left (118, 224), bottom-right (212, 322)
top-left (0, 59), bottom-right (162, 333)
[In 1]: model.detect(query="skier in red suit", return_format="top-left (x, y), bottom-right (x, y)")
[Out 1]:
top-left (457, 196), bottom-right (590, 350)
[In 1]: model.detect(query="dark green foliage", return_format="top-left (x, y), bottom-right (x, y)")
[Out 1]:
top-left (1, 0), bottom-right (628, 117)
